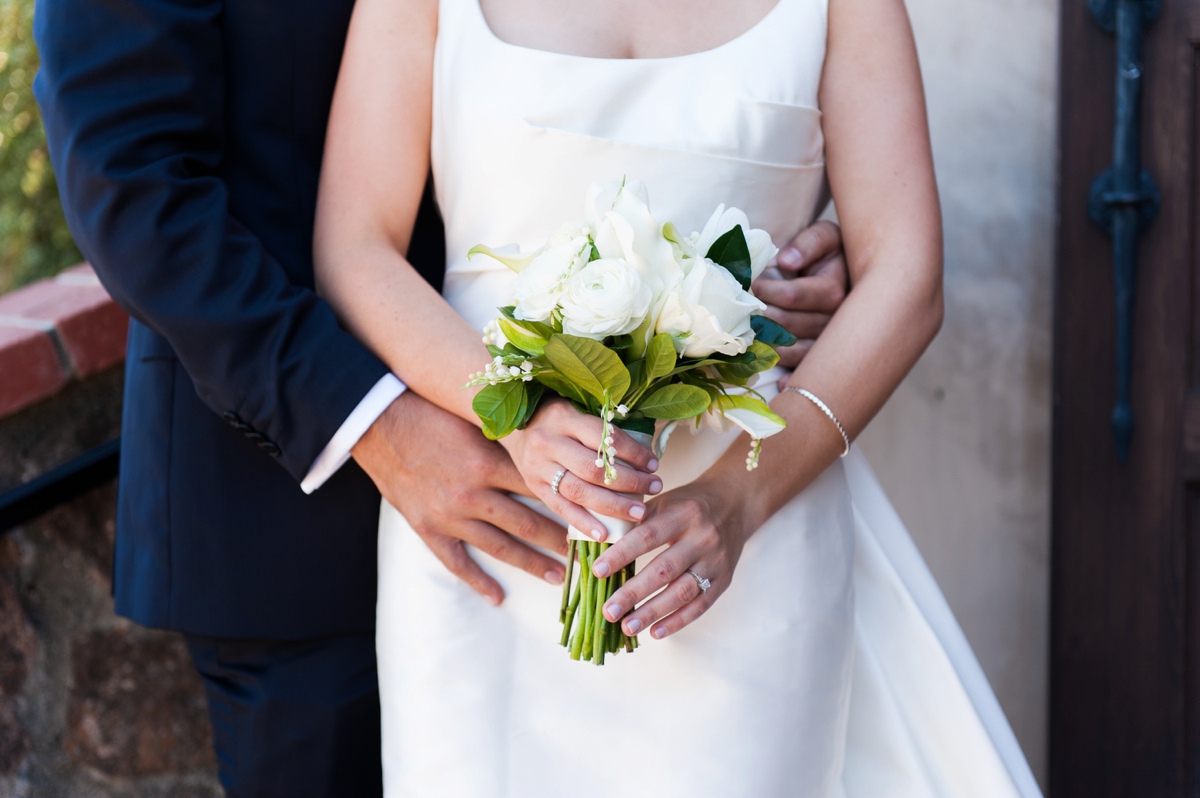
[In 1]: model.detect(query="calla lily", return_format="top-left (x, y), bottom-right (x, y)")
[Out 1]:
top-left (468, 243), bottom-right (546, 273)
top-left (714, 395), bottom-right (788, 439)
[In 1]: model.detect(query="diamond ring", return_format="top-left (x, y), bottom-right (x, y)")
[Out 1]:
top-left (686, 569), bottom-right (711, 593)
top-left (551, 468), bottom-right (567, 495)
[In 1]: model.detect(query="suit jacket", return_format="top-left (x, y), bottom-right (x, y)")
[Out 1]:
top-left (34, 0), bottom-right (445, 638)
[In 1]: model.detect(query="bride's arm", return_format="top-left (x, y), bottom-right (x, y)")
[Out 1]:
top-left (313, 0), bottom-right (658, 536)
top-left (595, 0), bottom-right (943, 638)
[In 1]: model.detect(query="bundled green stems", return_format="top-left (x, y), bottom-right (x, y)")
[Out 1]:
top-left (560, 539), bottom-right (639, 664)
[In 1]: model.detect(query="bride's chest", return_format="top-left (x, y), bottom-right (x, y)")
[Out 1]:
top-left (477, 0), bottom-right (781, 60)
top-left (435, 0), bottom-right (829, 172)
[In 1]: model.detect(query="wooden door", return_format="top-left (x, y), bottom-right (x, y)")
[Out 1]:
top-left (1052, 0), bottom-right (1198, 794)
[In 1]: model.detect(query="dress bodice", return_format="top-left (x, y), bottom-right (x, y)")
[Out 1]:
top-left (431, 0), bottom-right (829, 330)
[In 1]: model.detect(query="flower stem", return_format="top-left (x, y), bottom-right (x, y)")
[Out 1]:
top-left (560, 570), bottom-right (581, 648)
top-left (580, 544), bottom-right (596, 661)
top-left (571, 544), bottom-right (593, 660)
top-left (592, 570), bottom-right (609, 665)
top-left (560, 540), bottom-right (576, 623)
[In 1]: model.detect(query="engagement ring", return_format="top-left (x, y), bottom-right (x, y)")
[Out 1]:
top-left (551, 468), bottom-right (567, 495)
top-left (686, 569), bottom-right (711, 593)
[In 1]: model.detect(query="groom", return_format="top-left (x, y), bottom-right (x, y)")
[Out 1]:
top-left (32, 0), bottom-right (848, 795)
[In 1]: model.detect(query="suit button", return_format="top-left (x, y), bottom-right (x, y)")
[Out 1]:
top-left (245, 431), bottom-right (265, 443)
top-left (223, 411), bottom-right (241, 427)
top-left (259, 441), bottom-right (281, 458)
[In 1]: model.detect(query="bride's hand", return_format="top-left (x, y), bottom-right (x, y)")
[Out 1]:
top-left (590, 480), bottom-right (751, 639)
top-left (500, 398), bottom-right (662, 540)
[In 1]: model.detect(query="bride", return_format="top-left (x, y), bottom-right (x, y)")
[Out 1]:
top-left (313, 0), bottom-right (1043, 795)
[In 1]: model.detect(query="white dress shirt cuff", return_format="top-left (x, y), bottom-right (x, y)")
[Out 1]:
top-left (300, 373), bottom-right (406, 494)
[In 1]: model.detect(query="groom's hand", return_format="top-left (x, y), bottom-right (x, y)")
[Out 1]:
top-left (751, 220), bottom-right (848, 369)
top-left (353, 392), bottom-right (567, 606)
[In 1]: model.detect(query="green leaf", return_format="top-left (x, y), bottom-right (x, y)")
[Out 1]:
top-left (486, 344), bottom-right (507, 358)
top-left (638, 384), bottom-right (712, 420)
top-left (644, 333), bottom-right (677, 380)
top-left (716, 341), bottom-right (780, 382)
top-left (517, 381), bottom-right (545, 430)
top-left (705, 225), bottom-right (752, 291)
top-left (473, 381), bottom-right (528, 441)
top-left (499, 306), bottom-right (555, 338)
top-left (543, 334), bottom-right (631, 403)
top-left (607, 334), bottom-right (635, 350)
top-left (614, 416), bottom-right (656, 436)
top-left (751, 315), bottom-right (798, 347)
top-left (626, 359), bottom-right (647, 397)
top-left (498, 317), bottom-right (548, 356)
top-left (535, 370), bottom-right (589, 407)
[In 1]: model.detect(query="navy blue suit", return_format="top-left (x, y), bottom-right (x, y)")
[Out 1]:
top-left (34, 0), bottom-right (444, 792)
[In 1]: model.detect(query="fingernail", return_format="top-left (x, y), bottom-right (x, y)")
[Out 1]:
top-left (629, 505), bottom-right (645, 520)
top-left (593, 561), bottom-right (611, 578)
top-left (778, 246), bottom-right (803, 268)
top-left (625, 618), bottom-right (642, 634)
top-left (649, 479), bottom-right (662, 495)
top-left (647, 458), bottom-right (659, 472)
top-left (487, 595), bottom-right (501, 607)
top-left (593, 528), bottom-right (608, 542)
top-left (605, 602), bottom-right (622, 620)
top-left (545, 570), bottom-right (564, 585)
top-left (652, 626), bottom-right (667, 639)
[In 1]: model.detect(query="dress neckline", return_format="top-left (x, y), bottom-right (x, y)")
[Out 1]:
top-left (469, 0), bottom-right (790, 63)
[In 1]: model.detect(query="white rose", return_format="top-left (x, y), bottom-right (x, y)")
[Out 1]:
top-left (693, 204), bottom-right (779, 281)
top-left (559, 257), bottom-right (653, 340)
top-left (583, 181), bottom-right (684, 346)
top-left (656, 257), bottom-right (767, 357)
top-left (512, 235), bottom-right (589, 322)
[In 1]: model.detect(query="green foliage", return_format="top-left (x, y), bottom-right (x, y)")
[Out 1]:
top-left (750, 315), bottom-right (798, 347)
top-left (705, 224), bottom-right (752, 290)
top-left (643, 333), bottom-right (677, 381)
top-left (473, 380), bottom-right (531, 441)
top-left (543, 334), bottom-right (630, 404)
top-left (637, 384), bottom-right (711, 420)
top-left (0, 0), bottom-right (80, 293)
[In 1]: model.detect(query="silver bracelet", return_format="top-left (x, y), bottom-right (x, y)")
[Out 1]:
top-left (781, 387), bottom-right (851, 457)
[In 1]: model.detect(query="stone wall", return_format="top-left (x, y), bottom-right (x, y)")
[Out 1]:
top-left (857, 0), bottom-right (1058, 786)
top-left (0, 268), bottom-right (219, 797)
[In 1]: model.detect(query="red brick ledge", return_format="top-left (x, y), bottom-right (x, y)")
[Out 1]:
top-left (0, 264), bottom-right (128, 420)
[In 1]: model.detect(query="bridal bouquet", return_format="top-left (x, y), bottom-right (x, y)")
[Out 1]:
top-left (465, 179), bottom-right (796, 664)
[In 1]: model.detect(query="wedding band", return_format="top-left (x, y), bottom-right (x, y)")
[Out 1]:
top-left (551, 468), bottom-right (567, 495)
top-left (686, 569), bottom-right (711, 593)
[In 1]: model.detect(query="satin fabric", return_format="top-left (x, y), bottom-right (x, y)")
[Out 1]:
top-left (377, 0), bottom-right (1043, 795)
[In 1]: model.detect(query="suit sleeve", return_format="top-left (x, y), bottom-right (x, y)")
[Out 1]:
top-left (32, 0), bottom-right (389, 483)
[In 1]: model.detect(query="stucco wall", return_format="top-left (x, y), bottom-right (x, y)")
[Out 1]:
top-left (855, 0), bottom-right (1058, 786)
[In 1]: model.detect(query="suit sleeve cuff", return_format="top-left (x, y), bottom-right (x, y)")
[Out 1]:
top-left (300, 373), bottom-right (406, 494)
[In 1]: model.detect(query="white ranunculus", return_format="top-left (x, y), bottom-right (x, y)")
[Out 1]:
top-left (656, 257), bottom-right (767, 357)
top-left (512, 235), bottom-right (589, 322)
top-left (583, 181), bottom-right (685, 348)
top-left (559, 257), bottom-right (653, 340)
top-left (693, 204), bottom-right (779, 281)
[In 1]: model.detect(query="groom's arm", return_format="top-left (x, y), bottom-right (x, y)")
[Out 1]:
top-left (752, 219), bottom-right (850, 370)
top-left (33, 0), bottom-right (385, 482)
top-left (353, 393), bottom-right (570, 605)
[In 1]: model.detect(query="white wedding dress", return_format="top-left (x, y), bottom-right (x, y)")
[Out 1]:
top-left (376, 0), bottom-right (1043, 796)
